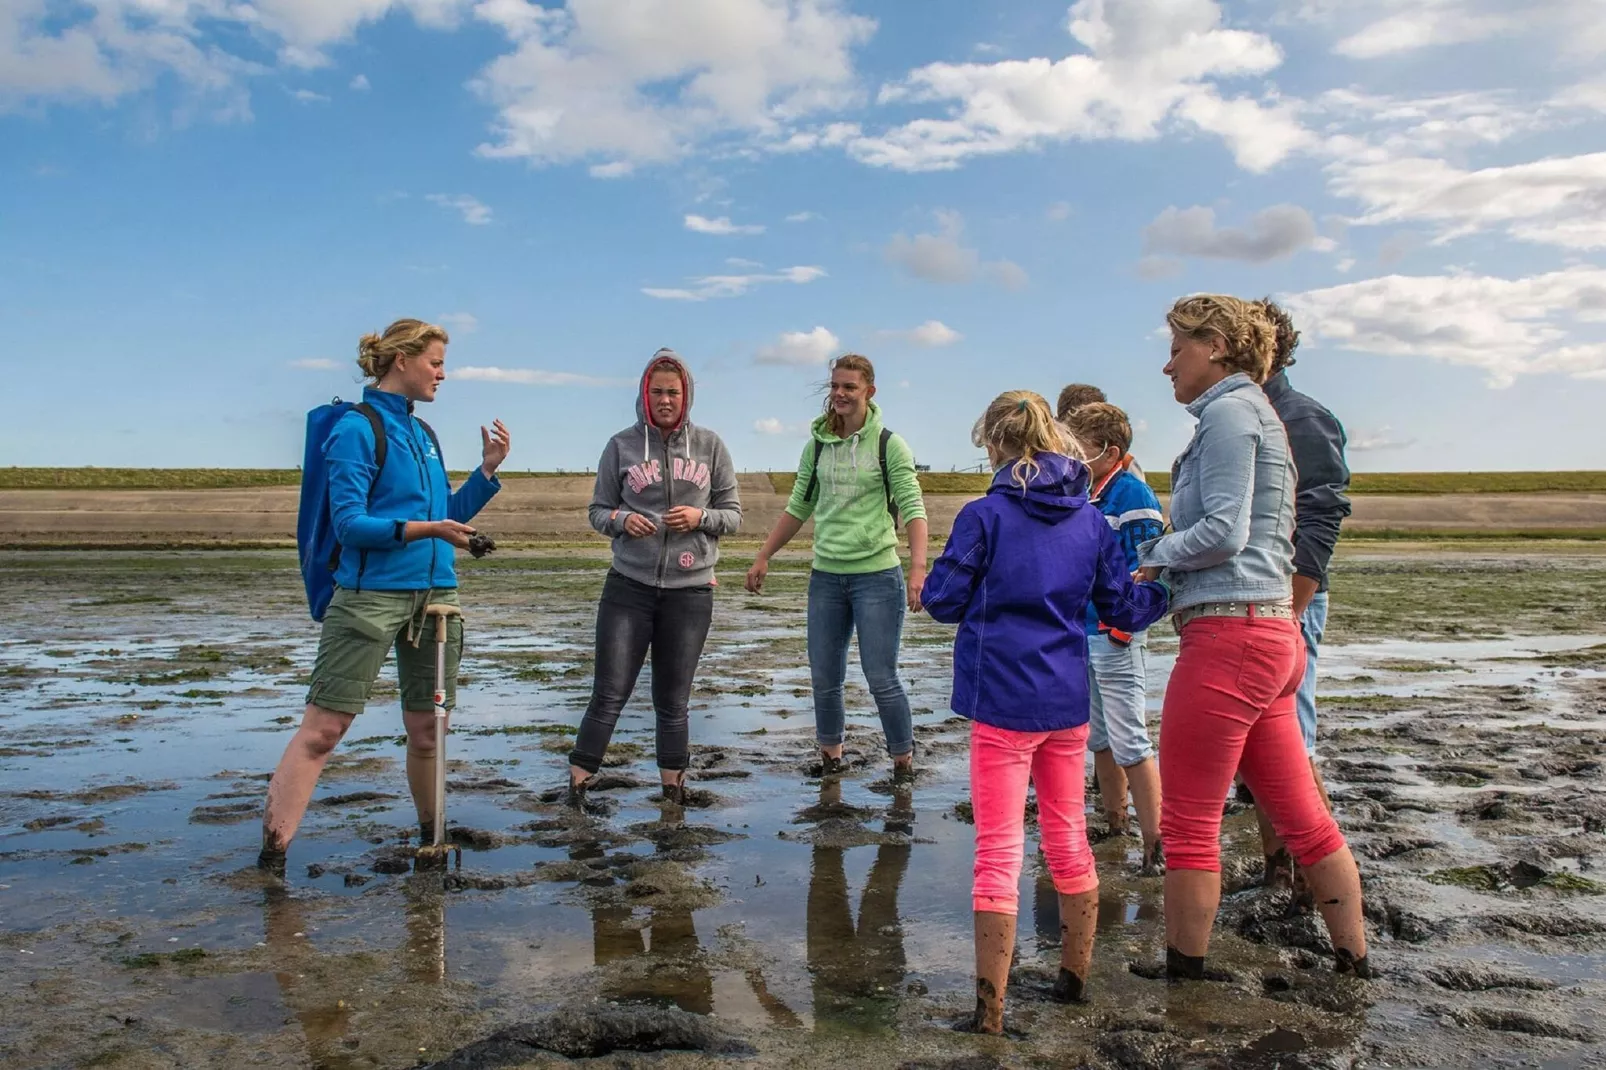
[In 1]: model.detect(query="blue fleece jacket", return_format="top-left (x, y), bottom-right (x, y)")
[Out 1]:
top-left (920, 453), bottom-right (1170, 733)
top-left (326, 387), bottom-right (500, 592)
top-left (1084, 467), bottom-right (1166, 634)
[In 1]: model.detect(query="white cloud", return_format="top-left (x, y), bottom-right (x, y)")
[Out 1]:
top-left (753, 416), bottom-right (810, 435)
top-left (643, 265), bottom-right (825, 301)
top-left (755, 326), bottom-right (841, 366)
top-left (1321, 0), bottom-right (1605, 61)
top-left (0, 1), bottom-right (468, 115)
top-left (1330, 152), bottom-right (1606, 250)
top-left (786, 211), bottom-right (820, 223)
top-left (1047, 201), bottom-right (1072, 222)
top-left (1136, 256), bottom-right (1184, 280)
top-left (1143, 204), bottom-right (1323, 262)
top-left (845, 0), bottom-right (1312, 173)
top-left (291, 358), bottom-right (338, 370)
top-left (1347, 427), bottom-right (1418, 452)
top-left (1334, 8), bottom-right (1514, 59)
top-left (883, 209), bottom-right (1025, 287)
top-left (725, 257), bottom-right (762, 269)
top-left (426, 193), bottom-right (493, 225)
top-left (438, 312), bottom-right (479, 333)
top-left (350, 74), bottom-right (371, 91)
top-left (1283, 266), bottom-right (1606, 387)
top-left (880, 320), bottom-right (962, 347)
top-left (452, 365), bottom-right (627, 386)
top-left (291, 88), bottom-right (330, 104)
top-left (470, 0), bottom-right (876, 173)
top-left (1336, 257), bottom-right (1356, 273)
top-left (685, 213), bottom-right (765, 236)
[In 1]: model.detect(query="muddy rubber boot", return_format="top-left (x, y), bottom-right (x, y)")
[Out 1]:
top-left (1262, 846), bottom-right (1294, 890)
top-left (661, 771), bottom-right (688, 808)
top-left (1050, 967), bottom-right (1090, 1004)
top-left (814, 752), bottom-right (843, 779)
top-left (1335, 947), bottom-right (1374, 979)
top-left (257, 844), bottom-right (287, 880)
top-left (565, 776), bottom-right (590, 812)
top-left (1140, 838), bottom-right (1165, 878)
top-left (1130, 947), bottom-right (1234, 983)
top-left (892, 758), bottom-right (917, 786)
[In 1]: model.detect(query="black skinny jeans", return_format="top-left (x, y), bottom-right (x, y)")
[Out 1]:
top-left (570, 570), bottom-right (714, 774)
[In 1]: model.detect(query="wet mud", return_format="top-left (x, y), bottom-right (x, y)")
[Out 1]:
top-left (2, 546), bottom-right (1605, 1068)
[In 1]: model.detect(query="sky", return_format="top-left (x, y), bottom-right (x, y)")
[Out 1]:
top-left (3, 0), bottom-right (1605, 475)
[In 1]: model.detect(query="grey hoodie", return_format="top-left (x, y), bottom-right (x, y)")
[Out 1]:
top-left (588, 350), bottom-right (742, 589)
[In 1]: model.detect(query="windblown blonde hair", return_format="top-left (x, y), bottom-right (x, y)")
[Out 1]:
top-left (1165, 295), bottom-right (1277, 384)
top-left (823, 353), bottom-right (876, 438)
top-left (973, 391), bottom-right (1071, 490)
top-left (357, 319), bottom-right (450, 382)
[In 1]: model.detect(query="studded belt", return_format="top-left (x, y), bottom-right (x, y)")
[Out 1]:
top-left (1173, 600), bottom-right (1295, 635)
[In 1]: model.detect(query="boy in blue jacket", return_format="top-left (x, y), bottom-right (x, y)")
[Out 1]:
top-left (923, 391), bottom-right (1169, 1033)
top-left (260, 319), bottom-right (509, 876)
top-left (1063, 402), bottom-right (1166, 872)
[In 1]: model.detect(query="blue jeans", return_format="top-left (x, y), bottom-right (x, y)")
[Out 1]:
top-left (807, 567), bottom-right (914, 758)
top-left (1086, 630), bottom-right (1153, 767)
top-left (1296, 592), bottom-right (1328, 757)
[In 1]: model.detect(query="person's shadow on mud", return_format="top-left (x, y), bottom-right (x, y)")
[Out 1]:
top-left (805, 777), bottom-right (913, 1032)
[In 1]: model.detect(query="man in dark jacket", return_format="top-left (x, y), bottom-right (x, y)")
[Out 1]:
top-left (1253, 299), bottom-right (1351, 886)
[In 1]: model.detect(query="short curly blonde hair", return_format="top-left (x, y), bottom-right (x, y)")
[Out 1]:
top-left (1165, 295), bottom-right (1277, 384)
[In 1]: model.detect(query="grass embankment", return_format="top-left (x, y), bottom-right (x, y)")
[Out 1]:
top-left (768, 470), bottom-right (1606, 497)
top-left (0, 469), bottom-right (584, 489)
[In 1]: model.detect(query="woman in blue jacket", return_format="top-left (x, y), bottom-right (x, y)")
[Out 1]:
top-left (259, 318), bottom-right (510, 875)
top-left (922, 391), bottom-right (1169, 1033)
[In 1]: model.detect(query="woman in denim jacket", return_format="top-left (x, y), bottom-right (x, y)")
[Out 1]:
top-left (1134, 295), bottom-right (1370, 983)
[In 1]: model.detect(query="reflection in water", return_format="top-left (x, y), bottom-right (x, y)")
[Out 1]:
top-left (805, 779), bottom-right (913, 1033)
top-left (261, 872), bottom-right (448, 1065)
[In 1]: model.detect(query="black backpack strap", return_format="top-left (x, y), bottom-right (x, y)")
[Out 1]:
top-left (802, 439), bottom-right (827, 502)
top-left (414, 417), bottom-right (444, 471)
top-left (353, 403), bottom-right (389, 475)
top-left (879, 427), bottom-right (899, 528)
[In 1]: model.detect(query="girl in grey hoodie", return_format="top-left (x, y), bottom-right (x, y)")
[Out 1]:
top-left (569, 350), bottom-right (742, 805)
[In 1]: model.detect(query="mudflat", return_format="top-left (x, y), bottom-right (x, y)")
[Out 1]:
top-left (1, 544), bottom-right (1604, 1068)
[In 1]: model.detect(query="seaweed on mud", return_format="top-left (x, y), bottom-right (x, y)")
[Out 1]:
top-left (189, 802), bottom-right (258, 824)
top-left (420, 1006), bottom-right (755, 1066)
top-left (12, 781), bottom-right (178, 804)
top-left (120, 947), bottom-right (206, 968)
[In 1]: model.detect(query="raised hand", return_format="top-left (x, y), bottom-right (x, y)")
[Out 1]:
top-left (480, 419), bottom-right (511, 478)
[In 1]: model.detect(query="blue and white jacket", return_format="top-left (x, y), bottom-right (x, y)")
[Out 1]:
top-left (327, 387), bottom-right (500, 592)
top-left (1084, 467), bottom-right (1165, 636)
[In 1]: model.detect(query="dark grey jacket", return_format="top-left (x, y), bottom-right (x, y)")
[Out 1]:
top-left (1263, 371), bottom-right (1351, 593)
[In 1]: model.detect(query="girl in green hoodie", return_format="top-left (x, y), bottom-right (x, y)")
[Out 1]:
top-left (745, 355), bottom-right (929, 776)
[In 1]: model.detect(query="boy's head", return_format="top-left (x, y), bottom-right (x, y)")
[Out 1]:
top-left (1062, 402), bottom-right (1133, 483)
top-left (1055, 382), bottom-right (1106, 421)
top-left (1253, 297), bottom-right (1300, 373)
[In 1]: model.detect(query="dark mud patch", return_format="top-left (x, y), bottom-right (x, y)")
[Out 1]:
top-left (1447, 1007), bottom-right (1595, 1041)
top-left (627, 822), bottom-right (745, 850)
top-left (447, 777), bottom-right (524, 793)
top-left (1470, 911), bottom-right (1606, 939)
top-left (1428, 862), bottom-right (1605, 895)
top-left (11, 780), bottom-right (179, 804)
top-left (120, 947), bottom-right (207, 969)
top-left (315, 790), bottom-right (401, 807)
top-left (1423, 963), bottom-right (1559, 992)
top-left (189, 801), bottom-right (259, 824)
top-left (778, 817), bottom-right (917, 849)
top-left (421, 1006), bottom-right (754, 1067)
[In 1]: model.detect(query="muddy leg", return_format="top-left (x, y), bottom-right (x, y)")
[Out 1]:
top-left (1053, 891), bottom-right (1098, 1003)
top-left (969, 911), bottom-right (1016, 1034)
top-left (1125, 758), bottom-right (1163, 867)
top-left (1093, 750), bottom-right (1130, 834)
top-left (403, 708), bottom-right (447, 838)
top-left (261, 705), bottom-right (352, 856)
top-left (1302, 846), bottom-right (1370, 975)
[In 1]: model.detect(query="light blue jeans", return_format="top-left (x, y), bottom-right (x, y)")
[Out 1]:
top-left (1086, 630), bottom-right (1153, 767)
top-left (1297, 593), bottom-right (1328, 757)
top-left (807, 566), bottom-right (914, 758)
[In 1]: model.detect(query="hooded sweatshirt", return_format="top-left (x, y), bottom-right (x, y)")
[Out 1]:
top-left (588, 351), bottom-right (742, 589)
top-left (782, 401), bottom-right (928, 575)
top-left (920, 453), bottom-right (1169, 732)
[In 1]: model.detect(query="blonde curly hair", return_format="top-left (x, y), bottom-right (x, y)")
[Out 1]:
top-left (356, 319), bottom-right (450, 382)
top-left (1165, 295), bottom-right (1277, 385)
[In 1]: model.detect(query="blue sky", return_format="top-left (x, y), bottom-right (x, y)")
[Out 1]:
top-left (3, 0), bottom-right (1604, 473)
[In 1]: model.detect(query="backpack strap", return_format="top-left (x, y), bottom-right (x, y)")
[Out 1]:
top-left (414, 417), bottom-right (443, 468)
top-left (801, 439), bottom-right (827, 503)
top-left (353, 402), bottom-right (389, 474)
top-left (879, 427), bottom-right (900, 529)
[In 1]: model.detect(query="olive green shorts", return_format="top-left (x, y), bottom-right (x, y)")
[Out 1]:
top-left (306, 588), bottom-right (463, 717)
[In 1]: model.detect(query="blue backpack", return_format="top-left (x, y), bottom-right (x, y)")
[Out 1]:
top-left (296, 398), bottom-right (440, 621)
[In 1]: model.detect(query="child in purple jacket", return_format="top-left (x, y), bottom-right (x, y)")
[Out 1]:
top-left (922, 391), bottom-right (1170, 1033)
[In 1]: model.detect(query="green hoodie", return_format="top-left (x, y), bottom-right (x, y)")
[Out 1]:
top-left (783, 401), bottom-right (927, 574)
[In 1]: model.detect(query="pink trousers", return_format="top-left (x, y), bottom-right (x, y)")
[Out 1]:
top-left (1160, 615), bottom-right (1346, 872)
top-left (970, 720), bottom-right (1099, 915)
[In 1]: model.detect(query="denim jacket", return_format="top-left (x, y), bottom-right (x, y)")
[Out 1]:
top-left (1139, 373), bottom-right (1295, 613)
